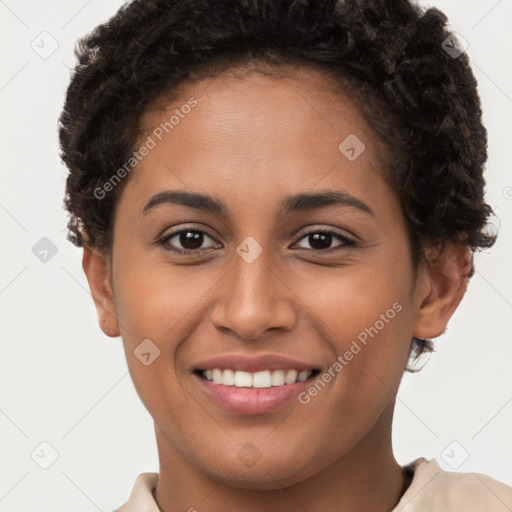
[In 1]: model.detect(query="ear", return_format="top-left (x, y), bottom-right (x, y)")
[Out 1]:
top-left (82, 246), bottom-right (120, 338)
top-left (413, 241), bottom-right (473, 340)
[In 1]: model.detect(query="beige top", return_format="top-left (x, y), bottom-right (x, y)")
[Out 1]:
top-left (114, 457), bottom-right (512, 511)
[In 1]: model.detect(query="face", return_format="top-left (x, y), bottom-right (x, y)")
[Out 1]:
top-left (85, 65), bottom-right (461, 489)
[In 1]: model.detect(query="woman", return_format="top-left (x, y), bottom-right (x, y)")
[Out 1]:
top-left (58, 0), bottom-right (512, 510)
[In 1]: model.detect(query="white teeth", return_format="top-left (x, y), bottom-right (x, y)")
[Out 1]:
top-left (234, 371), bottom-right (252, 387)
top-left (271, 370), bottom-right (285, 386)
top-left (297, 370), bottom-right (310, 382)
top-left (253, 371), bottom-right (272, 388)
top-left (285, 369), bottom-right (298, 385)
top-left (222, 369), bottom-right (235, 386)
top-left (202, 368), bottom-right (314, 387)
top-left (212, 369), bottom-right (222, 383)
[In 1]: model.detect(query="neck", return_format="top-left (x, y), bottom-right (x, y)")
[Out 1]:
top-left (153, 404), bottom-right (406, 512)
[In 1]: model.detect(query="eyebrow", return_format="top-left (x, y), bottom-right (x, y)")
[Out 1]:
top-left (142, 189), bottom-right (375, 218)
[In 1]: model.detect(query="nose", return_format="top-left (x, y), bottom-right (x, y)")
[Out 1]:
top-left (209, 251), bottom-right (297, 341)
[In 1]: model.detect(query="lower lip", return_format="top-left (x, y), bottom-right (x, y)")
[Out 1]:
top-left (193, 372), bottom-right (316, 415)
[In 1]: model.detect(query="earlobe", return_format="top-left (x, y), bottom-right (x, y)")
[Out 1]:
top-left (413, 242), bottom-right (473, 340)
top-left (82, 246), bottom-right (120, 338)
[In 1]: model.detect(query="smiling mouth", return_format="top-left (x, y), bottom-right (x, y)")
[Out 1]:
top-left (194, 368), bottom-right (321, 388)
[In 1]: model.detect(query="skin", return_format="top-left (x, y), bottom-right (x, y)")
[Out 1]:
top-left (83, 64), bottom-right (472, 512)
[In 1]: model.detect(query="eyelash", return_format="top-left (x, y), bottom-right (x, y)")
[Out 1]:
top-left (156, 227), bottom-right (357, 255)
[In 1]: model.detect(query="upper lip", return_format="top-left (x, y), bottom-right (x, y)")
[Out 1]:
top-left (193, 354), bottom-right (321, 373)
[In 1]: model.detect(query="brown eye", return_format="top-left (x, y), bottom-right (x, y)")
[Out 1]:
top-left (158, 228), bottom-right (217, 254)
top-left (294, 229), bottom-right (356, 252)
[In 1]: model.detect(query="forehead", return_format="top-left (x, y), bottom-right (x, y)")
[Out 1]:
top-left (141, 63), bottom-right (371, 147)
top-left (124, 64), bottom-right (399, 223)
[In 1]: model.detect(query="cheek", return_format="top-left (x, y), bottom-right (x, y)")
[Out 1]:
top-left (113, 254), bottom-right (214, 342)
top-left (292, 253), bottom-right (412, 351)
top-left (292, 254), bottom-right (414, 411)
top-left (111, 254), bottom-right (223, 413)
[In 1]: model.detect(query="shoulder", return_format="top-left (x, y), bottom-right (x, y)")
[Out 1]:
top-left (113, 473), bottom-right (160, 512)
top-left (393, 457), bottom-right (512, 511)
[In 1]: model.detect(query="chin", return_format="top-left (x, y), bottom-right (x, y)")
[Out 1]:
top-left (210, 465), bottom-right (307, 491)
top-left (193, 448), bottom-right (318, 490)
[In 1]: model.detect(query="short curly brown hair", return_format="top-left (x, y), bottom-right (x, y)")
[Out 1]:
top-left (58, 0), bottom-right (497, 368)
